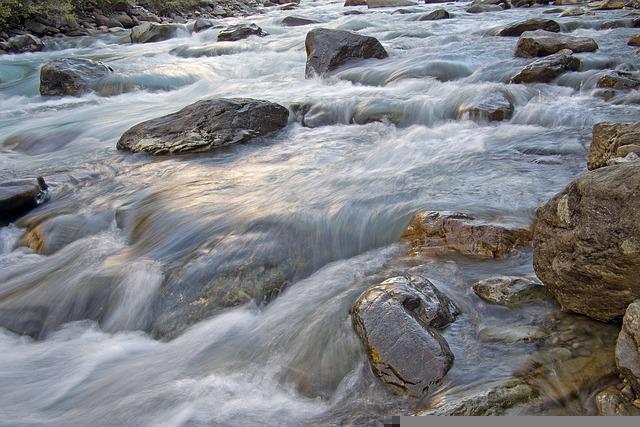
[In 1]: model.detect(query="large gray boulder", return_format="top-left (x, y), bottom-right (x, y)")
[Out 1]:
top-left (533, 162), bottom-right (640, 321)
top-left (616, 300), bottom-right (640, 396)
top-left (40, 58), bottom-right (113, 97)
top-left (0, 34), bottom-right (44, 54)
top-left (588, 123), bottom-right (640, 170)
top-left (0, 177), bottom-right (49, 225)
top-left (305, 28), bottom-right (388, 78)
top-left (510, 49), bottom-right (580, 83)
top-left (515, 30), bottom-right (598, 57)
top-left (116, 98), bottom-right (289, 155)
top-left (352, 274), bottom-right (457, 396)
top-left (497, 19), bottom-right (560, 37)
top-left (131, 22), bottom-right (180, 43)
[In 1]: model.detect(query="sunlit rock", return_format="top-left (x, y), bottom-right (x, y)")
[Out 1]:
top-left (510, 49), bottom-right (579, 83)
top-left (515, 30), bottom-right (598, 57)
top-left (130, 22), bottom-right (180, 43)
top-left (473, 276), bottom-right (551, 306)
top-left (588, 122), bottom-right (640, 170)
top-left (616, 300), bottom-right (640, 396)
top-left (497, 19), bottom-right (560, 37)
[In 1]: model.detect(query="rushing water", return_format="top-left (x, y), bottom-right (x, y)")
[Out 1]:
top-left (0, 1), bottom-right (638, 425)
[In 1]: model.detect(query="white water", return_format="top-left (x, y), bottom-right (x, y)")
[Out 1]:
top-left (0, 1), bottom-right (638, 424)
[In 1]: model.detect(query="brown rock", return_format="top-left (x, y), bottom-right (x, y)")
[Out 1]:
top-left (510, 49), bottom-right (580, 83)
top-left (515, 30), bottom-right (598, 57)
top-left (533, 162), bottom-right (640, 321)
top-left (629, 33), bottom-right (640, 47)
top-left (497, 19), bottom-right (561, 37)
top-left (588, 122), bottom-right (640, 170)
top-left (344, 0), bottom-right (368, 5)
top-left (616, 300), bottom-right (640, 396)
top-left (457, 91), bottom-right (514, 122)
top-left (401, 211), bottom-right (532, 259)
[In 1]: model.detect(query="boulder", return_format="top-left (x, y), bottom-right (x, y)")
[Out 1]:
top-left (304, 28), bottom-right (388, 78)
top-left (113, 13), bottom-right (135, 29)
top-left (457, 91), bottom-right (514, 122)
top-left (596, 71), bottom-right (640, 91)
top-left (473, 276), bottom-right (551, 306)
top-left (418, 9), bottom-right (451, 20)
top-left (595, 385), bottom-right (640, 415)
top-left (478, 325), bottom-right (548, 344)
top-left (616, 300), bottom-right (640, 395)
top-left (94, 14), bottom-right (123, 28)
top-left (352, 275), bottom-right (457, 396)
top-left (590, 0), bottom-right (625, 9)
top-left (467, 4), bottom-right (504, 12)
top-left (533, 162), bottom-right (640, 321)
top-left (40, 58), bottom-right (113, 97)
top-left (401, 211), bottom-right (532, 259)
top-left (559, 7), bottom-right (591, 15)
top-left (131, 22), bottom-right (180, 43)
top-left (630, 33), bottom-right (640, 47)
top-left (0, 34), bottom-right (44, 54)
top-left (0, 177), bottom-right (49, 225)
top-left (344, 0), bottom-right (368, 5)
top-left (515, 30), bottom-right (598, 57)
top-left (588, 122), bottom-right (640, 170)
top-left (281, 16), bottom-right (320, 26)
top-left (218, 24), bottom-right (267, 41)
top-left (367, 0), bottom-right (418, 7)
top-left (510, 49), bottom-right (580, 83)
top-left (497, 19), bottom-right (560, 37)
top-left (116, 98), bottom-right (289, 155)
top-left (193, 18), bottom-right (215, 32)
top-left (553, 0), bottom-right (585, 4)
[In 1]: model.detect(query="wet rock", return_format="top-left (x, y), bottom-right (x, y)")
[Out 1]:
top-left (466, 4), bottom-right (504, 12)
top-left (352, 275), bottom-right (457, 396)
top-left (281, 16), bottom-right (320, 26)
top-left (131, 22), bottom-right (180, 43)
top-left (0, 34), bottom-right (44, 54)
top-left (510, 49), bottom-right (580, 83)
top-left (616, 300), bottom-right (640, 395)
top-left (473, 276), bottom-right (551, 306)
top-left (401, 211), bottom-right (532, 259)
top-left (19, 211), bottom-right (114, 255)
top-left (116, 98), bottom-right (289, 155)
top-left (515, 30), bottom-right (598, 58)
top-left (0, 177), bottom-right (49, 225)
top-left (457, 91), bottom-right (514, 122)
top-left (344, 0), bottom-right (368, 5)
top-left (40, 58), bottom-right (113, 97)
top-left (305, 28), bottom-right (388, 78)
top-left (367, 0), bottom-right (418, 7)
top-left (588, 122), bottom-right (640, 170)
top-left (279, 2), bottom-right (299, 10)
top-left (193, 18), bottom-right (215, 32)
top-left (218, 24), bottom-right (267, 41)
top-left (590, 0), bottom-right (625, 9)
top-left (497, 19), bottom-right (560, 37)
top-left (553, 0), bottom-right (585, 4)
top-left (543, 7), bottom-right (565, 13)
top-left (113, 13), bottom-right (135, 29)
top-left (533, 162), bottom-right (640, 321)
top-left (94, 14), bottom-right (123, 29)
top-left (596, 385), bottom-right (640, 415)
top-left (630, 33), bottom-right (640, 47)
top-left (417, 380), bottom-right (536, 415)
top-left (596, 71), bottom-right (640, 91)
top-left (559, 7), bottom-right (592, 15)
top-left (478, 325), bottom-right (548, 344)
top-left (418, 9), bottom-right (451, 20)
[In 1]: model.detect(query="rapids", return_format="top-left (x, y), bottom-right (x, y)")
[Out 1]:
top-left (0, 1), bottom-right (638, 425)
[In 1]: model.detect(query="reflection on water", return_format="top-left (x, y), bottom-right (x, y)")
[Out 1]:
top-left (0, 1), bottom-right (639, 425)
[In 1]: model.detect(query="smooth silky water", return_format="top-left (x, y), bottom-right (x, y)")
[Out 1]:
top-left (0, 1), bottom-right (637, 425)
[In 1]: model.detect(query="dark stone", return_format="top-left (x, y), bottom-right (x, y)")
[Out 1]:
top-left (281, 16), bottom-right (320, 26)
top-left (0, 177), bottom-right (49, 225)
top-left (0, 34), bottom-right (44, 54)
top-left (40, 58), bottom-right (113, 97)
top-left (497, 19), bottom-right (560, 37)
top-left (418, 9), bottom-right (451, 20)
top-left (515, 30), bottom-right (598, 57)
top-left (510, 49), bottom-right (580, 83)
top-left (218, 24), bottom-right (267, 42)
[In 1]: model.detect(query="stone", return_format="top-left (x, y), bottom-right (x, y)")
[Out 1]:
top-left (473, 276), bottom-right (551, 306)
top-left (466, 4), bottom-right (504, 12)
top-left (616, 300), bottom-right (640, 395)
top-left (457, 91), bottom-right (514, 122)
top-left (113, 13), bottom-right (135, 29)
top-left (630, 33), bottom-right (640, 47)
top-left (0, 34), bottom-right (44, 54)
top-left (510, 49), bottom-right (580, 83)
top-left (418, 9), bottom-right (451, 20)
top-left (0, 178), bottom-right (49, 225)
top-left (497, 19), bottom-right (560, 37)
top-left (352, 275), bottom-right (457, 396)
top-left (305, 28), bottom-right (388, 78)
top-left (559, 7), bottom-right (591, 15)
top-left (131, 22), bottom-right (180, 43)
top-left (515, 30), bottom-right (598, 58)
top-left (533, 162), bottom-right (640, 321)
top-left (94, 14), bottom-right (123, 28)
top-left (218, 24), bottom-right (267, 41)
top-left (588, 122), bottom-right (640, 170)
top-left (344, 0), bottom-right (368, 5)
top-left (281, 16), bottom-right (320, 26)
top-left (367, 0), bottom-right (418, 7)
top-left (116, 98), bottom-right (289, 155)
top-left (40, 58), bottom-right (113, 97)
top-left (596, 71), bottom-right (640, 91)
top-left (590, 0), bottom-right (625, 9)
top-left (401, 211), bottom-right (532, 259)
top-left (478, 325), bottom-right (548, 344)
top-left (193, 18), bottom-right (214, 32)
top-left (596, 385), bottom-right (640, 415)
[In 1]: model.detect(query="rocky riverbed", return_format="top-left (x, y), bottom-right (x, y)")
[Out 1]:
top-left (1, 0), bottom-right (640, 424)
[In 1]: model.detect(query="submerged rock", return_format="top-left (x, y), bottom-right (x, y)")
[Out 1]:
top-left (588, 122), bottom-right (640, 170)
top-left (616, 300), bottom-right (640, 396)
top-left (304, 28), bottom-right (388, 78)
top-left (367, 0), bottom-right (418, 7)
top-left (533, 162), bottom-right (640, 321)
top-left (478, 325), bottom-right (548, 344)
top-left (0, 177), bottom-right (49, 225)
top-left (510, 49), bottom-right (580, 83)
top-left (418, 9), bottom-right (451, 20)
top-left (596, 385), bottom-right (640, 416)
top-left (193, 18), bottom-right (215, 33)
top-left (281, 16), bottom-right (320, 26)
top-left (352, 275), bottom-right (457, 396)
top-left (131, 22), bottom-right (180, 43)
top-left (515, 30), bottom-right (598, 57)
top-left (473, 276), bottom-right (551, 306)
top-left (218, 24), bottom-right (267, 41)
top-left (40, 58), bottom-right (113, 97)
top-left (116, 98), bottom-right (289, 155)
top-left (457, 91), bottom-right (514, 122)
top-left (497, 19), bottom-right (560, 37)
top-left (401, 211), bottom-right (532, 259)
